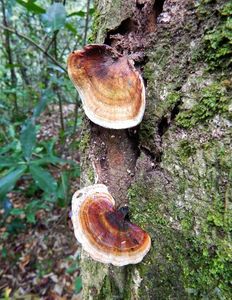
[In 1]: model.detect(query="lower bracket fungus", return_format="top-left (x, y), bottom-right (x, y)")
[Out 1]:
top-left (67, 44), bottom-right (146, 129)
top-left (71, 184), bottom-right (151, 266)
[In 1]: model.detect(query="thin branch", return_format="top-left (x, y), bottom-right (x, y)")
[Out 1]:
top-left (0, 24), bottom-right (67, 73)
top-left (44, 30), bottom-right (59, 53)
top-left (44, 1), bottom-right (66, 56)
top-left (57, 90), bottom-right (65, 133)
top-left (1, 0), bottom-right (18, 112)
top-left (83, 0), bottom-right (91, 46)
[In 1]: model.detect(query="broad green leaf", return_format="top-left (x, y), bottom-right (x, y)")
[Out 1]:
top-left (25, 199), bottom-right (49, 211)
top-left (89, 8), bottom-right (95, 15)
top-left (65, 23), bottom-right (77, 34)
top-left (30, 165), bottom-right (57, 194)
top-left (74, 277), bottom-right (82, 293)
top-left (6, 63), bottom-right (21, 69)
top-left (16, 0), bottom-right (46, 14)
top-left (73, 164), bottom-right (81, 177)
top-left (66, 262), bottom-right (79, 274)
top-left (0, 166), bottom-right (27, 199)
top-left (31, 156), bottom-right (75, 166)
top-left (42, 3), bottom-right (66, 32)
top-left (0, 141), bottom-right (19, 155)
top-left (20, 119), bottom-right (36, 161)
top-left (0, 157), bottom-right (21, 168)
top-left (26, 212), bottom-right (36, 223)
top-left (33, 91), bottom-right (52, 118)
top-left (67, 11), bottom-right (85, 18)
top-left (40, 139), bottom-right (56, 155)
top-left (10, 208), bottom-right (24, 215)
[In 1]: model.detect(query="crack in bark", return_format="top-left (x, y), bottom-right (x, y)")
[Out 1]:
top-left (89, 0), bottom-right (167, 206)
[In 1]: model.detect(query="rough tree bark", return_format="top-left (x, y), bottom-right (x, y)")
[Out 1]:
top-left (78, 0), bottom-right (231, 299)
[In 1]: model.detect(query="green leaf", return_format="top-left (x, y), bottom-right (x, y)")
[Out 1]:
top-left (65, 23), bottom-right (77, 34)
top-left (30, 165), bottom-right (57, 194)
top-left (16, 0), bottom-right (46, 14)
top-left (89, 8), bottom-right (95, 15)
top-left (42, 3), bottom-right (66, 32)
top-left (66, 262), bottom-right (79, 274)
top-left (33, 90), bottom-right (52, 118)
top-left (10, 208), bottom-right (24, 215)
top-left (39, 138), bottom-right (56, 156)
top-left (0, 141), bottom-right (18, 155)
top-left (74, 277), bottom-right (82, 293)
top-left (0, 157), bottom-right (22, 168)
top-left (26, 212), bottom-right (36, 223)
top-left (67, 11), bottom-right (85, 18)
top-left (1, 247), bottom-right (7, 258)
top-left (0, 166), bottom-right (27, 199)
top-left (20, 119), bottom-right (36, 161)
top-left (57, 171), bottom-right (69, 206)
top-left (31, 156), bottom-right (75, 166)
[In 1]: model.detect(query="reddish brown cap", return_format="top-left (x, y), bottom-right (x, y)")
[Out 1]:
top-left (71, 184), bottom-right (151, 266)
top-left (67, 44), bottom-right (145, 129)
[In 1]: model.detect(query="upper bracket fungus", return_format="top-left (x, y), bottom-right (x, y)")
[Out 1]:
top-left (71, 184), bottom-right (151, 266)
top-left (67, 44), bottom-right (146, 129)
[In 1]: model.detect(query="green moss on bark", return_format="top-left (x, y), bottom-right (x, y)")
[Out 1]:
top-left (80, 0), bottom-right (232, 299)
top-left (176, 82), bottom-right (231, 129)
top-left (128, 138), bottom-right (232, 298)
top-left (196, 0), bottom-right (232, 69)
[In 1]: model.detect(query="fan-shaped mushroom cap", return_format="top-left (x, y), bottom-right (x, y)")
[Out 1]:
top-left (67, 44), bottom-right (145, 129)
top-left (71, 184), bottom-right (151, 266)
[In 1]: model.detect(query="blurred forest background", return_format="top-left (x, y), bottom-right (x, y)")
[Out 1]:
top-left (0, 0), bottom-right (93, 298)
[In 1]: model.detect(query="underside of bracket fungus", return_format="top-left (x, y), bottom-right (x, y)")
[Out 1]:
top-left (71, 184), bottom-right (151, 266)
top-left (67, 44), bottom-right (145, 129)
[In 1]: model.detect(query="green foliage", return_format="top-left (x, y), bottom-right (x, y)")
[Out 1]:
top-left (20, 119), bottom-right (36, 161)
top-left (0, 166), bottom-right (27, 199)
top-left (176, 83), bottom-right (230, 128)
top-left (0, 122), bottom-right (75, 198)
top-left (16, 0), bottom-right (46, 14)
top-left (0, 0), bottom-right (93, 297)
top-left (10, 199), bottom-right (49, 224)
top-left (178, 140), bottom-right (197, 159)
top-left (128, 168), bottom-right (232, 299)
top-left (74, 277), bottom-right (82, 293)
top-left (197, 1), bottom-right (232, 69)
top-left (42, 3), bottom-right (67, 32)
top-left (30, 164), bottom-right (57, 196)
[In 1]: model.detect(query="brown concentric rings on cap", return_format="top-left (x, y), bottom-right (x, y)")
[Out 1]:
top-left (67, 44), bottom-right (146, 129)
top-left (71, 184), bottom-right (151, 266)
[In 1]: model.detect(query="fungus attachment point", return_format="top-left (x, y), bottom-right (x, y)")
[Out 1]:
top-left (71, 184), bottom-right (151, 266)
top-left (67, 44), bottom-right (146, 129)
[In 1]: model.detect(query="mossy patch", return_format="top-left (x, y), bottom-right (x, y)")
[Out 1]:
top-left (79, 130), bottom-right (91, 152)
top-left (178, 140), bottom-right (197, 160)
top-left (88, 8), bottom-right (100, 43)
top-left (87, 168), bottom-right (95, 184)
top-left (176, 82), bottom-right (231, 129)
top-left (195, 0), bottom-right (232, 69)
top-left (128, 134), bottom-right (232, 299)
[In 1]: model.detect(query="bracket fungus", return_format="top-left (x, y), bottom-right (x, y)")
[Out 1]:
top-left (71, 184), bottom-right (151, 266)
top-left (67, 44), bottom-right (146, 129)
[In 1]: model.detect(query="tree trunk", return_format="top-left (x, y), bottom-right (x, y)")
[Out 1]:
top-left (79, 0), bottom-right (231, 299)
